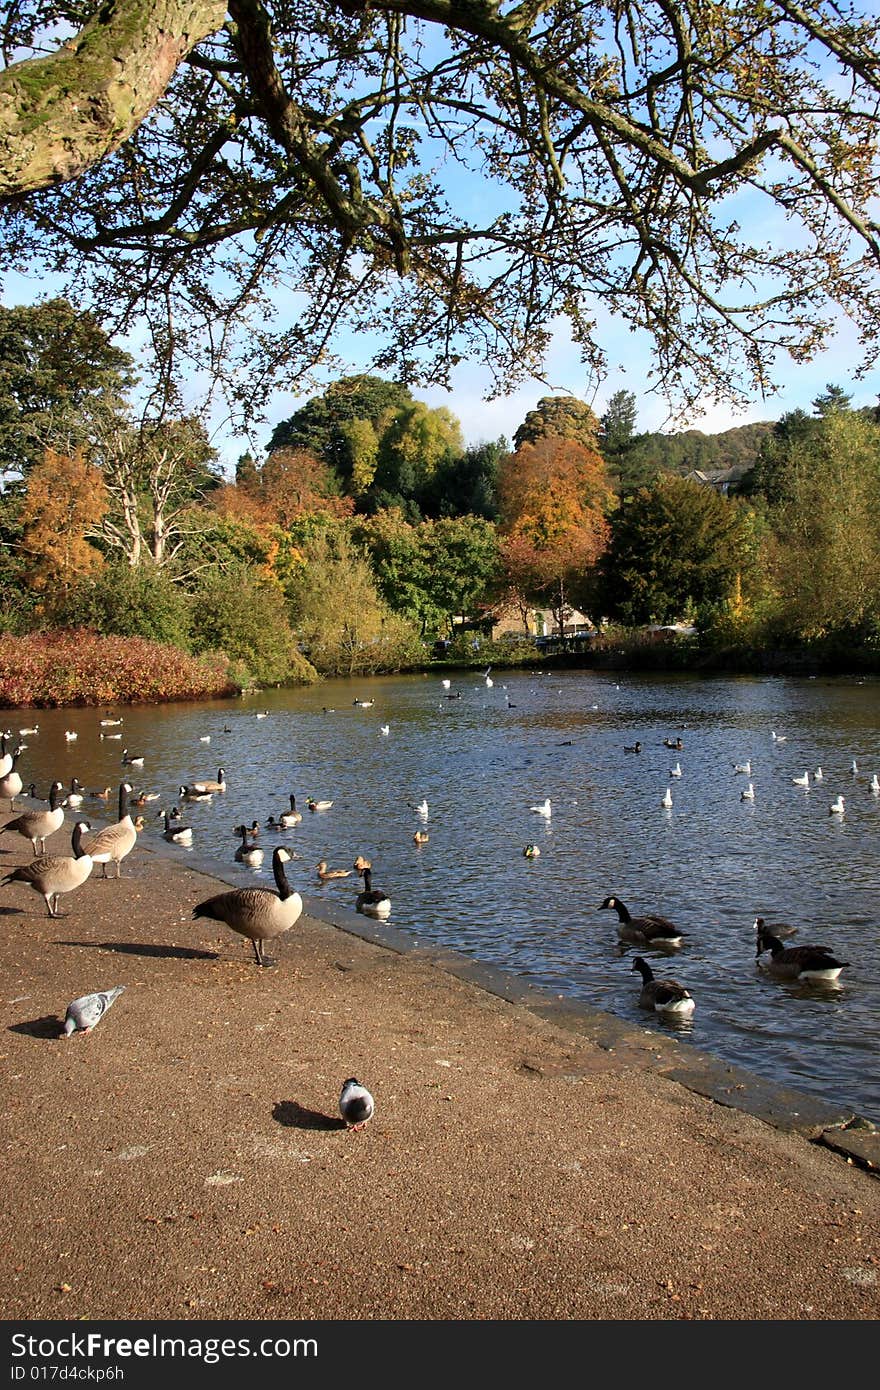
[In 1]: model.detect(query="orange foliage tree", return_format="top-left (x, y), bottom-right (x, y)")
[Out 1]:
top-left (497, 437), bottom-right (613, 632)
top-left (19, 448), bottom-right (107, 601)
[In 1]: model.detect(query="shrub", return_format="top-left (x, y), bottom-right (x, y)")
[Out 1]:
top-left (188, 567), bottom-right (317, 687)
top-left (52, 563), bottom-right (192, 648)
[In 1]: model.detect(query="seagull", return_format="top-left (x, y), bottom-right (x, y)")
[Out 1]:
top-left (484, 667), bottom-right (493, 687)
top-left (871, 774), bottom-right (880, 794)
top-left (771, 731), bottom-right (787, 743)
top-left (411, 799), bottom-right (429, 818)
top-left (814, 767), bottom-right (824, 782)
top-left (792, 771), bottom-right (810, 787)
top-left (379, 724), bottom-right (390, 736)
top-left (339, 1078), bottom-right (375, 1131)
top-left (200, 735), bottom-right (211, 743)
top-left (740, 782), bottom-right (755, 801)
top-left (733, 761), bottom-right (752, 776)
top-left (670, 762), bottom-right (682, 778)
top-left (64, 730), bottom-right (77, 742)
top-left (661, 787), bottom-right (673, 809)
top-left (851, 760), bottom-right (859, 775)
top-left (530, 798), bottom-right (552, 817)
top-left (63, 986), bottom-right (125, 1036)
top-left (829, 795), bottom-right (845, 815)
top-left (441, 679), bottom-right (451, 690)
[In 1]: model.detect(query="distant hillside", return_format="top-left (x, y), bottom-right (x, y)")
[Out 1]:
top-left (624, 421), bottom-right (773, 481)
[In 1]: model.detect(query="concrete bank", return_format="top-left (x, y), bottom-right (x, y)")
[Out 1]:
top-left (1, 830), bottom-right (878, 1320)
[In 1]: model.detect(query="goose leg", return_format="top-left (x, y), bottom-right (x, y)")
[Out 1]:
top-left (252, 939), bottom-right (263, 967)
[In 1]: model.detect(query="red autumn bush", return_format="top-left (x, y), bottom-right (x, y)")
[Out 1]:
top-left (0, 628), bottom-right (240, 708)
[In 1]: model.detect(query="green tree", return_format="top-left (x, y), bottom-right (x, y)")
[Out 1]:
top-left (743, 410), bottom-right (818, 507)
top-left (188, 565), bottom-right (313, 686)
top-left (268, 377), bottom-right (413, 486)
top-left (53, 561), bottom-right (192, 647)
top-left (419, 517), bottom-right (499, 634)
top-left (0, 299), bottom-right (135, 484)
top-left (513, 397), bottom-right (600, 453)
top-left (601, 476), bottom-right (748, 626)
top-left (421, 439), bottom-right (505, 521)
top-left (5, 6), bottom-right (879, 418)
top-left (369, 402), bottom-right (464, 513)
top-left (812, 384), bottom-right (853, 417)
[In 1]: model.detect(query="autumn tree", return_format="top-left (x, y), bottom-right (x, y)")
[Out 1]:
top-left (18, 447), bottom-right (107, 600)
top-left (513, 397), bottom-right (600, 453)
top-left (3, 5), bottom-right (880, 419)
top-left (497, 436), bottom-right (613, 633)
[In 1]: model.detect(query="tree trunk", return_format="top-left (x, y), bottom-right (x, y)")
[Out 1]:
top-left (0, 0), bottom-right (226, 199)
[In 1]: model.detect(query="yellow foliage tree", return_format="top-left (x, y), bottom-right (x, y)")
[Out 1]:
top-left (19, 448), bottom-right (107, 599)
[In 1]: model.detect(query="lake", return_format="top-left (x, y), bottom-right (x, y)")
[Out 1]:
top-left (5, 668), bottom-right (880, 1121)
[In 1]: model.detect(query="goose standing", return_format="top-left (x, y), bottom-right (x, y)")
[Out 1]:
top-left (0, 746), bottom-right (25, 809)
top-left (598, 895), bottom-right (684, 946)
top-left (755, 926), bottom-right (849, 982)
top-left (5, 779), bottom-right (66, 855)
top-left (630, 957), bottom-right (695, 1016)
top-left (339, 1078), bottom-right (375, 1131)
top-left (234, 824), bottom-right (264, 868)
top-left (0, 733), bottom-right (13, 779)
top-left (1, 820), bottom-right (94, 917)
top-left (81, 782), bottom-right (137, 878)
top-left (193, 846), bottom-right (303, 966)
top-left (355, 866), bottom-right (391, 919)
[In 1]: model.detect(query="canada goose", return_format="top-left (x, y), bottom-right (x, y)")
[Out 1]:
top-left (161, 810), bottom-right (193, 845)
top-left (0, 733), bottom-right (13, 778)
top-left (530, 798), bottom-right (552, 817)
top-left (5, 779), bottom-right (66, 855)
top-left (192, 845), bottom-right (303, 966)
top-left (179, 783), bottom-right (212, 802)
top-left (630, 956), bottom-right (695, 1016)
top-left (234, 824), bottom-right (264, 868)
top-left (2, 820), bottom-right (94, 917)
top-left (339, 1077), bottom-right (375, 1131)
top-left (523, 844), bottom-right (541, 858)
top-left (733, 760), bottom-right (752, 776)
top-left (829, 795), bottom-right (845, 815)
top-left (307, 797), bottom-right (333, 812)
top-left (183, 768), bottom-right (227, 795)
top-left (65, 777), bottom-right (86, 808)
top-left (792, 771), bottom-right (810, 787)
top-left (353, 855), bottom-right (372, 873)
top-left (661, 787), bottom-right (673, 809)
top-left (0, 747), bottom-right (25, 809)
top-left (80, 782), bottom-right (137, 878)
top-left (316, 859), bottom-right (352, 881)
top-left (663, 737), bottom-right (683, 750)
top-left (356, 866), bottom-right (391, 919)
top-left (599, 895), bottom-right (684, 946)
top-left (755, 927), bottom-right (849, 982)
top-left (63, 985), bottom-right (125, 1036)
top-left (753, 915), bottom-right (798, 940)
top-left (623, 741), bottom-right (642, 753)
top-left (740, 781), bottom-right (755, 801)
top-left (413, 829), bottom-right (429, 845)
top-left (120, 748), bottom-right (145, 768)
top-left (277, 794), bottom-right (302, 827)
top-left (670, 762), bottom-right (682, 778)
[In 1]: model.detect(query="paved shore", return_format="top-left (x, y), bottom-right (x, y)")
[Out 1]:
top-left (1, 824), bottom-right (878, 1321)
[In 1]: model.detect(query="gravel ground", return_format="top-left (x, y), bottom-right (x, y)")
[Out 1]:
top-left (1, 824), bottom-right (878, 1321)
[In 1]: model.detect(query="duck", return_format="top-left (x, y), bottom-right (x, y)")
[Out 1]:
top-left (179, 783), bottom-right (213, 802)
top-left (661, 787), bottom-right (673, 809)
top-left (192, 846), bottom-right (303, 966)
top-left (829, 795), bottom-right (845, 815)
top-left (523, 844), bottom-right (541, 858)
top-left (65, 777), bottom-right (86, 808)
top-left (120, 748), bottom-right (145, 768)
top-left (2, 820), bottom-right (94, 917)
top-left (599, 895), bottom-right (684, 946)
top-left (100, 718), bottom-right (123, 727)
top-left (5, 780), bottom-right (66, 855)
top-left (316, 859), bottom-right (352, 881)
top-left (529, 798), bottom-right (552, 817)
top-left (630, 956), bottom-right (695, 1016)
top-left (413, 829), bottom-right (429, 845)
top-left (183, 768), bottom-right (227, 794)
top-left (161, 809), bottom-right (193, 845)
top-left (234, 824), bottom-right (264, 868)
top-left (670, 762), bottom-right (682, 778)
top-left (307, 797), bottom-right (333, 812)
top-left (355, 866), bottom-right (391, 919)
top-left (740, 781), bottom-right (755, 801)
top-left (623, 741), bottom-right (642, 753)
top-left (753, 914), bottom-right (798, 940)
top-left (663, 737), bottom-right (683, 750)
top-left (733, 760), bottom-right (752, 776)
top-left (353, 699), bottom-right (375, 708)
top-left (0, 746), bottom-right (25, 809)
top-left (279, 794), bottom-right (302, 827)
top-left (755, 926), bottom-right (849, 982)
top-left (80, 782), bottom-right (138, 878)
top-left (379, 724), bottom-right (390, 736)
top-left (89, 786), bottom-right (113, 800)
top-left (133, 789), bottom-right (160, 806)
top-left (353, 855), bottom-right (372, 873)
top-left (792, 771), bottom-right (810, 787)
top-left (339, 1078), bottom-right (375, 1131)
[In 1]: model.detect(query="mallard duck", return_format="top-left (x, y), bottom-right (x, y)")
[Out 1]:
top-left (18, 725), bottom-right (39, 736)
top-left (307, 797), bottom-right (333, 812)
top-left (353, 698), bottom-right (375, 708)
top-left (5, 780), bottom-right (66, 855)
top-left (755, 926), bottom-right (849, 982)
top-left (89, 786), bottom-right (113, 800)
top-left (630, 957), bottom-right (695, 1016)
top-left (523, 843), bottom-right (540, 858)
top-left (663, 737), bottom-right (683, 750)
top-left (599, 895), bottom-right (684, 946)
top-left (356, 866), bottom-right (390, 919)
top-left (353, 854), bottom-right (372, 873)
top-left (193, 846), bottom-right (303, 967)
top-left (279, 795), bottom-right (302, 827)
top-left (316, 859), bottom-right (352, 881)
top-left (2, 820), bottom-right (94, 917)
top-left (180, 783), bottom-right (213, 802)
top-left (80, 783), bottom-right (137, 878)
top-left (413, 829), bottom-right (429, 845)
top-left (100, 718), bottom-right (123, 727)
top-left (624, 741), bottom-right (642, 753)
top-left (234, 824), bottom-right (264, 867)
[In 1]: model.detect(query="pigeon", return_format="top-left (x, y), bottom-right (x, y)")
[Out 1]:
top-left (63, 986), bottom-right (125, 1036)
top-left (339, 1077), bottom-right (375, 1130)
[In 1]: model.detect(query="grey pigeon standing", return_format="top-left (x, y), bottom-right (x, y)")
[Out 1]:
top-left (339, 1077), bottom-right (375, 1131)
top-left (63, 986), bottom-right (126, 1036)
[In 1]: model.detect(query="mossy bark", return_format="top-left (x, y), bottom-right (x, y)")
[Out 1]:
top-left (0, 0), bottom-right (227, 198)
